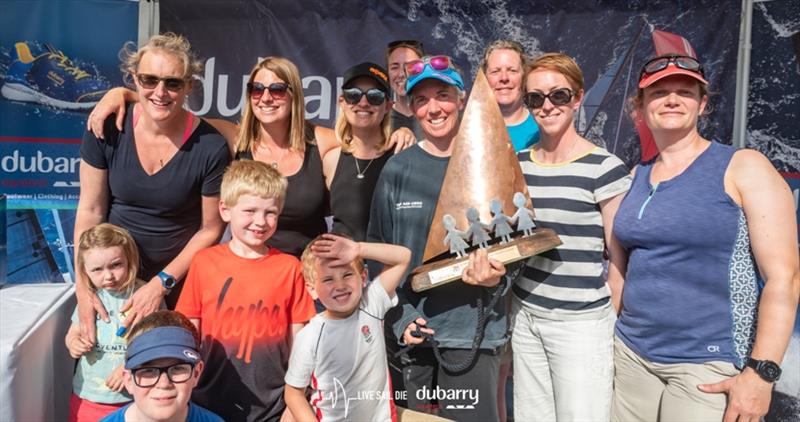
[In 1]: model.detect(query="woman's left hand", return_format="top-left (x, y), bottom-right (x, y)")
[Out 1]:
top-left (698, 369), bottom-right (773, 422)
top-left (387, 127), bottom-right (416, 153)
top-left (119, 278), bottom-right (165, 333)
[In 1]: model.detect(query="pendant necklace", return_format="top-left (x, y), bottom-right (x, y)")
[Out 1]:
top-left (354, 155), bottom-right (375, 179)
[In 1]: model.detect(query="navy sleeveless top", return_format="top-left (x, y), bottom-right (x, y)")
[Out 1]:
top-left (329, 149), bottom-right (393, 241)
top-left (613, 141), bottom-right (759, 367)
top-left (236, 142), bottom-right (328, 257)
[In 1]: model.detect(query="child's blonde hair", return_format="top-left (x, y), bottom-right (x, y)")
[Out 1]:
top-left (300, 233), bottom-right (365, 285)
top-left (220, 160), bottom-right (288, 208)
top-left (77, 223), bottom-right (139, 292)
top-left (127, 310), bottom-right (201, 348)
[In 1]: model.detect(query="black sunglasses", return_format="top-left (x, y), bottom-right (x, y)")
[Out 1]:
top-left (523, 88), bottom-right (574, 109)
top-left (387, 40), bottom-right (424, 51)
top-left (131, 362), bottom-right (195, 388)
top-left (639, 55), bottom-right (704, 79)
top-left (342, 87), bottom-right (387, 106)
top-left (136, 74), bottom-right (188, 91)
top-left (247, 82), bottom-right (291, 101)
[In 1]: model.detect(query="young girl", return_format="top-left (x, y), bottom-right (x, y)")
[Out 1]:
top-left (65, 223), bottom-right (145, 421)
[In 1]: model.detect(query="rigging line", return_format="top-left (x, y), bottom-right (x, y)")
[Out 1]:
top-left (611, 19), bottom-right (648, 154)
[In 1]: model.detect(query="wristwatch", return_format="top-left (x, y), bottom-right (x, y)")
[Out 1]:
top-left (157, 271), bottom-right (177, 292)
top-left (745, 357), bottom-right (782, 382)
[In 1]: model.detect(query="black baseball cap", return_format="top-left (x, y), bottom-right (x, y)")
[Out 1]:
top-left (342, 62), bottom-right (391, 94)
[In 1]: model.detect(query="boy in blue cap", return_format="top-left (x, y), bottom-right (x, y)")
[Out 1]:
top-left (101, 311), bottom-right (222, 422)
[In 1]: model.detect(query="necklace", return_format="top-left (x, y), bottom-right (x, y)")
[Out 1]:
top-left (257, 142), bottom-right (289, 169)
top-left (354, 155), bottom-right (375, 179)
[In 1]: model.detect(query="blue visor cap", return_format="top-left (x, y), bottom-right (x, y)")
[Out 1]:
top-left (125, 326), bottom-right (200, 369)
top-left (405, 63), bottom-right (465, 94)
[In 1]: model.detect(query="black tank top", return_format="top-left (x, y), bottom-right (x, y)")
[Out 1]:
top-left (329, 149), bottom-right (393, 241)
top-left (236, 141), bottom-right (328, 257)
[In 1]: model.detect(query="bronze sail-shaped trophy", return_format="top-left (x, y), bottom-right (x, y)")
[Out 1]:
top-left (410, 69), bottom-right (561, 292)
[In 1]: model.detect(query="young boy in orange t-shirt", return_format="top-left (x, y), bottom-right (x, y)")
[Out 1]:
top-left (176, 160), bottom-right (315, 422)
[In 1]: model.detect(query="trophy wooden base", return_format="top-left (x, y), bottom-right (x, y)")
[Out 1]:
top-left (410, 228), bottom-right (562, 292)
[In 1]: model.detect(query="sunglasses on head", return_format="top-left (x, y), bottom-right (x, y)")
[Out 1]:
top-left (247, 82), bottom-right (291, 101)
top-left (523, 88), bottom-right (575, 109)
top-left (404, 55), bottom-right (454, 77)
top-left (387, 40), bottom-right (424, 51)
top-left (342, 87), bottom-right (387, 106)
top-left (136, 74), bottom-right (187, 91)
top-left (639, 55), bottom-right (704, 79)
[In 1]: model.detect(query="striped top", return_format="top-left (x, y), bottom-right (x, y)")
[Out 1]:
top-left (514, 146), bottom-right (631, 315)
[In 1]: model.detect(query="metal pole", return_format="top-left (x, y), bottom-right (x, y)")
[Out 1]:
top-left (138, 0), bottom-right (160, 46)
top-left (732, 0), bottom-right (753, 149)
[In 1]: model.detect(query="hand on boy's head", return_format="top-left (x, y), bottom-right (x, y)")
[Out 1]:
top-left (310, 234), bottom-right (362, 267)
top-left (462, 249), bottom-right (506, 287)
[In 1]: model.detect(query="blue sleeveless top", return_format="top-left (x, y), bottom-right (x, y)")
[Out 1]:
top-left (613, 141), bottom-right (759, 367)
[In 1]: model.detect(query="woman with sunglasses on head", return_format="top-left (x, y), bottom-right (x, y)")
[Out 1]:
top-left (612, 53), bottom-right (799, 422)
top-left (512, 52), bottom-right (631, 422)
top-left (322, 62), bottom-right (394, 241)
top-left (75, 33), bottom-right (231, 345)
top-left (368, 55), bottom-right (512, 421)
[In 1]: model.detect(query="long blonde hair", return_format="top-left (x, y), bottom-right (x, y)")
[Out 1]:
top-left (236, 57), bottom-right (309, 155)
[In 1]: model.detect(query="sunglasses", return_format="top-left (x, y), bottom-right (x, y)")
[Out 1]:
top-left (523, 88), bottom-right (575, 109)
top-left (136, 74), bottom-right (187, 91)
top-left (387, 40), bottom-right (424, 51)
top-left (639, 55), bottom-right (704, 79)
top-left (342, 87), bottom-right (387, 106)
top-left (404, 55), bottom-right (453, 77)
top-left (247, 82), bottom-right (291, 101)
top-left (131, 363), bottom-right (195, 388)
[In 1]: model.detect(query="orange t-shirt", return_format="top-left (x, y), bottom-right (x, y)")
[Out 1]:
top-left (176, 243), bottom-right (315, 421)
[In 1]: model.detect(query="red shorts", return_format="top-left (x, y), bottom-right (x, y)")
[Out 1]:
top-left (69, 393), bottom-right (129, 422)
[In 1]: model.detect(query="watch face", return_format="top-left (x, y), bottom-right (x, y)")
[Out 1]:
top-left (760, 361), bottom-right (781, 381)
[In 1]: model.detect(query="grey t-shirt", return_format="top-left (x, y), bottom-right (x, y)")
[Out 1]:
top-left (390, 107), bottom-right (424, 143)
top-left (367, 144), bottom-right (511, 350)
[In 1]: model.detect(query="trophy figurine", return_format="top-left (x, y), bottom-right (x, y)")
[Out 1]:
top-left (410, 69), bottom-right (561, 292)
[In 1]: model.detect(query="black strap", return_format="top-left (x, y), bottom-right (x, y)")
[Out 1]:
top-left (394, 276), bottom-right (507, 373)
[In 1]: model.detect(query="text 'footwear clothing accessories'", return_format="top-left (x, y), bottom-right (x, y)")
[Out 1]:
top-left (2, 41), bottom-right (111, 110)
top-left (523, 88), bottom-right (574, 109)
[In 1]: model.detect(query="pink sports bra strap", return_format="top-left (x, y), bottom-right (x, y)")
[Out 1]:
top-left (132, 104), bottom-right (194, 145)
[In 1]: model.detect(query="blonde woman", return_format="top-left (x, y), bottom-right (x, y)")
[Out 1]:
top-left (322, 62), bottom-right (393, 241)
top-left (75, 33), bottom-right (230, 343)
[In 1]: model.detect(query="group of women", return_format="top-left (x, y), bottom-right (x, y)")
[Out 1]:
top-left (73, 31), bottom-right (798, 422)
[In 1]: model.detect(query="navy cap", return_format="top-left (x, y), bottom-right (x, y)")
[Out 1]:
top-left (125, 326), bottom-right (200, 369)
top-left (342, 62), bottom-right (391, 94)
